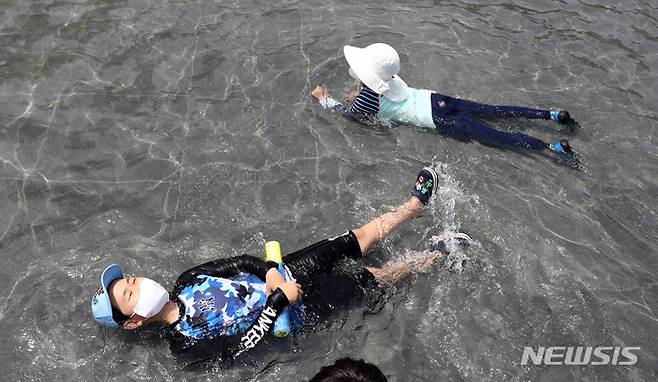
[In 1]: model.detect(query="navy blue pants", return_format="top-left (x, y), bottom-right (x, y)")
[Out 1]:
top-left (431, 93), bottom-right (550, 150)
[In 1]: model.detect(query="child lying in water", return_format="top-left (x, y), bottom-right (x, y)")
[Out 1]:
top-left (312, 43), bottom-right (578, 165)
top-left (91, 166), bottom-right (470, 363)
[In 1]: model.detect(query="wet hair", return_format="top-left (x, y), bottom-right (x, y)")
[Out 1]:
top-left (112, 305), bottom-right (130, 325)
top-left (309, 358), bottom-right (387, 382)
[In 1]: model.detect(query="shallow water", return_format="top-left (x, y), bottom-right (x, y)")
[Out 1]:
top-left (0, 0), bottom-right (656, 381)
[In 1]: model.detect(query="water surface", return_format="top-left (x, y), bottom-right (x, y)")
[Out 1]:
top-left (0, 0), bottom-right (656, 381)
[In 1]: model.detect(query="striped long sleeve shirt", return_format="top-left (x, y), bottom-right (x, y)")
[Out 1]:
top-left (318, 87), bottom-right (380, 122)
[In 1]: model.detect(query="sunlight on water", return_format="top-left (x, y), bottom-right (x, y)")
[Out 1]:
top-left (0, 0), bottom-right (655, 381)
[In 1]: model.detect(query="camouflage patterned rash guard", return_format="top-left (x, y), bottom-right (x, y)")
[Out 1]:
top-left (175, 273), bottom-right (268, 339)
top-left (167, 232), bottom-right (379, 363)
top-left (168, 255), bottom-right (291, 359)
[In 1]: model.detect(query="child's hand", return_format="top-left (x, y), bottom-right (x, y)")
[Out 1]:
top-left (345, 90), bottom-right (359, 104)
top-left (265, 268), bottom-right (303, 304)
top-left (311, 85), bottom-right (329, 100)
top-left (265, 267), bottom-right (285, 295)
top-left (279, 281), bottom-right (303, 305)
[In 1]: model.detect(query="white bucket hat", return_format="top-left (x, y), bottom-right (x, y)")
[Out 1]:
top-left (343, 43), bottom-right (410, 102)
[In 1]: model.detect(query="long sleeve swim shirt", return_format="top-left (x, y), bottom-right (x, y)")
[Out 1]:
top-left (319, 86), bottom-right (435, 127)
top-left (167, 256), bottom-right (292, 359)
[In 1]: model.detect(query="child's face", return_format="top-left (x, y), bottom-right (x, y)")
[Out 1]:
top-left (108, 276), bottom-right (145, 317)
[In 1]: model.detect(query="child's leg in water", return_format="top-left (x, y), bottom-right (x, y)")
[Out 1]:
top-left (436, 115), bottom-right (548, 150)
top-left (352, 196), bottom-right (443, 286)
top-left (353, 197), bottom-right (424, 254)
top-left (435, 93), bottom-right (550, 120)
top-left (366, 251), bottom-right (443, 285)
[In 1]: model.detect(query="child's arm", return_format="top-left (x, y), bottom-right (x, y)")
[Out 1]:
top-left (312, 85), bottom-right (346, 110)
top-left (312, 85), bottom-right (379, 122)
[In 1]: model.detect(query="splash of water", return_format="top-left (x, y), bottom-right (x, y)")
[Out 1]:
top-left (424, 161), bottom-right (482, 272)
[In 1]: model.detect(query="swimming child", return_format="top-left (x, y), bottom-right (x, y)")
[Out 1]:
top-left (91, 166), bottom-right (456, 361)
top-left (312, 43), bottom-right (578, 165)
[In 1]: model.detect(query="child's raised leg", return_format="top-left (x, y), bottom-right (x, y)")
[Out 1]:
top-left (353, 167), bottom-right (437, 254)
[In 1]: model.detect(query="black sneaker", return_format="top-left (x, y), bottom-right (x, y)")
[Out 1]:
top-left (412, 166), bottom-right (438, 205)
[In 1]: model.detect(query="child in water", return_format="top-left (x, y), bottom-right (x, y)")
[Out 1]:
top-left (91, 166), bottom-right (471, 363)
top-left (312, 43), bottom-right (578, 165)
